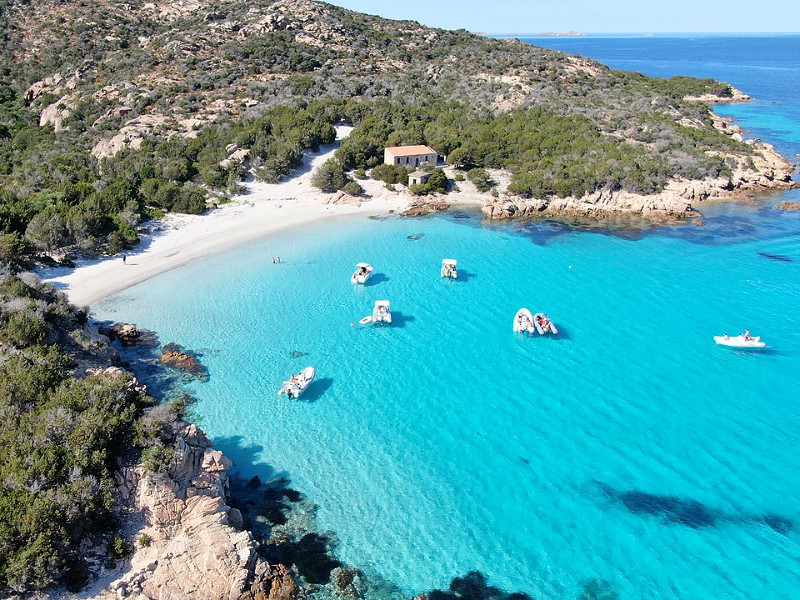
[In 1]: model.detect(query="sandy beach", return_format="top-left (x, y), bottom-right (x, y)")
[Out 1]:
top-left (41, 127), bottom-right (483, 308)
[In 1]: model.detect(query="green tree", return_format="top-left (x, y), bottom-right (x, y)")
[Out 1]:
top-left (311, 159), bottom-right (347, 192)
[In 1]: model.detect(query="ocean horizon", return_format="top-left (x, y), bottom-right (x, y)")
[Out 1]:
top-left (94, 36), bottom-right (800, 599)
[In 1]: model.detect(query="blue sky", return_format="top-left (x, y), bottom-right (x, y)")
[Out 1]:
top-left (327, 1), bottom-right (800, 33)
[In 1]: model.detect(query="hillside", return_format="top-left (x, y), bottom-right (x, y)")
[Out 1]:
top-left (0, 0), bottom-right (795, 259)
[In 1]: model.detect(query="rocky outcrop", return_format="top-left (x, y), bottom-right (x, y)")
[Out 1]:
top-left (402, 198), bottom-right (450, 216)
top-left (777, 201), bottom-right (800, 211)
top-left (161, 343), bottom-right (209, 380)
top-left (321, 190), bottom-right (364, 206)
top-left (685, 85), bottom-right (750, 103)
top-left (106, 421), bottom-right (299, 600)
top-left (99, 323), bottom-right (141, 346)
top-left (482, 113), bottom-right (797, 221)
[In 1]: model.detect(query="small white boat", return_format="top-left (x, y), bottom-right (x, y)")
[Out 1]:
top-left (534, 312), bottom-right (558, 335)
top-left (372, 300), bottom-right (392, 324)
top-left (714, 334), bottom-right (765, 349)
top-left (278, 366), bottom-right (315, 398)
top-left (441, 259), bottom-right (458, 279)
top-left (513, 308), bottom-right (536, 334)
top-left (351, 262), bottom-right (374, 284)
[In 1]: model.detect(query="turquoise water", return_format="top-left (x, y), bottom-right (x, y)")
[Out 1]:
top-left (94, 37), bottom-right (800, 599)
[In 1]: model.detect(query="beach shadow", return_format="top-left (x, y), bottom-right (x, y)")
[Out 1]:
top-left (389, 311), bottom-right (415, 328)
top-left (365, 273), bottom-right (389, 286)
top-left (301, 377), bottom-right (333, 402)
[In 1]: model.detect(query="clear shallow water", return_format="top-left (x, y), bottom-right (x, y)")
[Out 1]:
top-left (95, 37), bottom-right (800, 599)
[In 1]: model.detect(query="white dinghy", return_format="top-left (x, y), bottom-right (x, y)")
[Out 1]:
top-left (441, 259), bottom-right (458, 279)
top-left (278, 367), bottom-right (316, 398)
top-left (513, 308), bottom-right (536, 334)
top-left (534, 312), bottom-right (559, 335)
top-left (372, 300), bottom-right (392, 325)
top-left (351, 262), bottom-right (374, 284)
top-left (713, 333), bottom-right (765, 349)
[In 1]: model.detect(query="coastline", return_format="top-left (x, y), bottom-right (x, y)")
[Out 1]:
top-left (41, 127), bottom-right (485, 308)
top-left (42, 107), bottom-right (797, 309)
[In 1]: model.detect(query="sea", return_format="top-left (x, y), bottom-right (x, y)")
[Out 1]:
top-left (94, 36), bottom-right (800, 599)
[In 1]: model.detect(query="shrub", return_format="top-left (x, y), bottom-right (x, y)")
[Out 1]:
top-left (426, 168), bottom-right (448, 194)
top-left (342, 180), bottom-right (364, 196)
top-left (142, 445), bottom-right (174, 473)
top-left (0, 311), bottom-right (48, 347)
top-left (311, 159), bottom-right (347, 192)
top-left (108, 536), bottom-right (133, 560)
top-left (370, 163), bottom-right (408, 184)
top-left (467, 168), bottom-right (494, 192)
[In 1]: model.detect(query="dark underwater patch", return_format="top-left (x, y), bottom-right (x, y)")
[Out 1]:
top-left (407, 232), bottom-right (425, 240)
top-left (615, 489), bottom-right (717, 528)
top-left (596, 481), bottom-right (793, 534)
top-left (426, 571), bottom-right (533, 600)
top-left (758, 251), bottom-right (793, 262)
top-left (277, 533), bottom-right (342, 584)
top-left (578, 578), bottom-right (619, 600)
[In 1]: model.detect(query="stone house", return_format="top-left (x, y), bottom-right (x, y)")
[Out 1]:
top-left (384, 145), bottom-right (438, 167)
top-left (408, 170), bottom-right (431, 186)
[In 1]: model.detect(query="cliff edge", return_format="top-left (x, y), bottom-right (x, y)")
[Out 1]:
top-left (104, 419), bottom-right (298, 600)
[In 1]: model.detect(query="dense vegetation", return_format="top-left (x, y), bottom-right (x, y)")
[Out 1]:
top-left (0, 270), bottom-right (174, 594)
top-left (0, 87), bottom-right (339, 257)
top-left (323, 98), bottom-right (745, 197)
top-left (0, 0), bottom-right (754, 249)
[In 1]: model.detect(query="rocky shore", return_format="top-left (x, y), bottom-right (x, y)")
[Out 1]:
top-left (102, 417), bottom-right (298, 600)
top-left (480, 112), bottom-right (797, 221)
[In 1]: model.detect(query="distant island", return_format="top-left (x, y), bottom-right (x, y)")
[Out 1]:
top-left (535, 30), bottom-right (583, 36)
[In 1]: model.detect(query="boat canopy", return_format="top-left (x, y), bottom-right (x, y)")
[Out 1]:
top-left (374, 300), bottom-right (390, 308)
top-left (356, 262), bottom-right (371, 268)
top-left (442, 259), bottom-right (457, 266)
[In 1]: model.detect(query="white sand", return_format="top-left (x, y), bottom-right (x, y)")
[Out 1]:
top-left (41, 127), bottom-right (483, 308)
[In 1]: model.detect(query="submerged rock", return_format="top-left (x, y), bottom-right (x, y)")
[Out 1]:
top-left (160, 343), bottom-right (208, 381)
top-left (407, 232), bottom-right (425, 240)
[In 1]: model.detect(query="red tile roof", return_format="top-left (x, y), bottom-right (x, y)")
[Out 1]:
top-left (384, 145), bottom-right (436, 157)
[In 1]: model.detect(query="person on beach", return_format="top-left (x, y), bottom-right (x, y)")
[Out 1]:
top-left (272, 257), bottom-right (275, 264)
top-left (122, 254), bottom-right (126, 265)
top-left (277, 256), bottom-right (281, 263)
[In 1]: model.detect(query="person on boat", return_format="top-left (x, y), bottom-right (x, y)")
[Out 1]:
top-left (723, 333), bottom-right (729, 340)
top-left (744, 329), bottom-right (751, 340)
top-left (290, 373), bottom-right (297, 382)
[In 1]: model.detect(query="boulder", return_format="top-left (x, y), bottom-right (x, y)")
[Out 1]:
top-left (99, 322), bottom-right (141, 346)
top-left (161, 344), bottom-right (209, 380)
